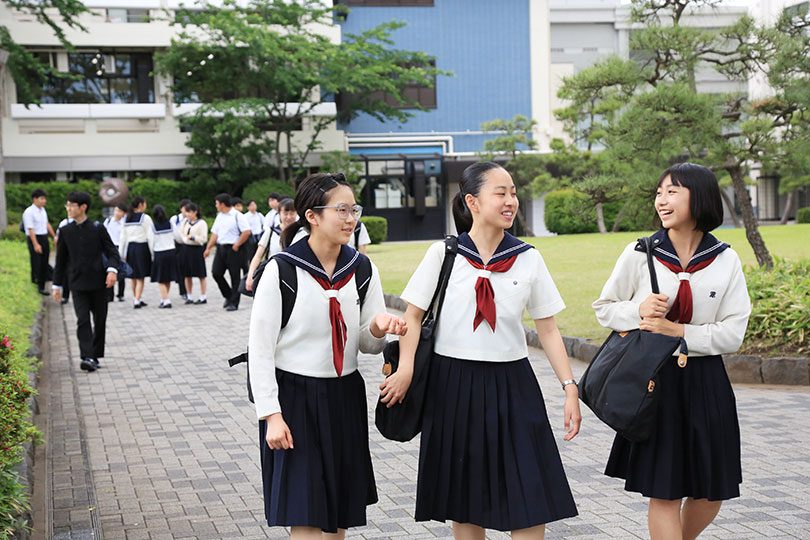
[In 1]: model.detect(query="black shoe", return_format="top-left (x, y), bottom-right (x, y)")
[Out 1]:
top-left (38, 289), bottom-right (49, 296)
top-left (194, 299), bottom-right (207, 305)
top-left (140, 301), bottom-right (148, 308)
top-left (158, 303), bottom-right (173, 309)
top-left (185, 298), bottom-right (194, 305)
top-left (91, 358), bottom-right (101, 368)
top-left (60, 298), bottom-right (69, 305)
top-left (79, 358), bottom-right (97, 372)
top-left (134, 303), bottom-right (142, 309)
top-left (223, 299), bottom-right (230, 308)
top-left (225, 304), bottom-right (238, 312)
top-left (180, 294), bottom-right (188, 301)
top-left (117, 296), bottom-right (124, 302)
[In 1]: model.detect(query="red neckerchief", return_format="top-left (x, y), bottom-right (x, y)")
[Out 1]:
top-left (654, 257), bottom-right (717, 323)
top-left (464, 256), bottom-right (518, 331)
top-left (312, 272), bottom-right (356, 376)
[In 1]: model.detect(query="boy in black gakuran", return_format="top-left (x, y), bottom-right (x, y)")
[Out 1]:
top-left (52, 192), bottom-right (121, 373)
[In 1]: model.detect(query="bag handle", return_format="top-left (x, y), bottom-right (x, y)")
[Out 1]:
top-left (423, 235), bottom-right (458, 325)
top-left (640, 236), bottom-right (660, 295)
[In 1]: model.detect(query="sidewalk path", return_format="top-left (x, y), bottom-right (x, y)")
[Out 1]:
top-left (40, 282), bottom-right (810, 539)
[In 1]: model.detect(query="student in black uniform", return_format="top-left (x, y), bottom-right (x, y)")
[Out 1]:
top-left (593, 163), bottom-right (751, 540)
top-left (52, 192), bottom-right (120, 373)
top-left (249, 172), bottom-right (407, 539)
top-left (382, 162), bottom-right (581, 539)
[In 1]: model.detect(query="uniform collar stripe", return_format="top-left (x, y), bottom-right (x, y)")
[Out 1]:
top-left (333, 251), bottom-right (360, 281)
top-left (276, 252), bottom-right (330, 279)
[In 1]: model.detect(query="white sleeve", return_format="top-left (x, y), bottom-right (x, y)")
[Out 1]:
top-left (236, 212), bottom-right (250, 233)
top-left (248, 259), bottom-right (283, 419)
top-left (211, 215), bottom-right (221, 236)
top-left (527, 250), bottom-right (566, 319)
top-left (358, 223), bottom-right (371, 246)
top-left (22, 208), bottom-right (34, 232)
top-left (144, 215), bottom-right (155, 256)
top-left (118, 224), bottom-right (128, 259)
top-left (683, 254), bottom-right (751, 356)
top-left (358, 262), bottom-right (388, 355)
top-left (400, 241), bottom-right (445, 311)
top-left (592, 243), bottom-right (643, 332)
top-left (258, 228), bottom-right (272, 248)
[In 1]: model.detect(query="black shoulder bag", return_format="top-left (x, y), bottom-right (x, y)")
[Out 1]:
top-left (578, 236), bottom-right (688, 443)
top-left (375, 235), bottom-right (458, 442)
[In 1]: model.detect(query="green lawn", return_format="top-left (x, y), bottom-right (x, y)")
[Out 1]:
top-left (368, 224), bottom-right (810, 341)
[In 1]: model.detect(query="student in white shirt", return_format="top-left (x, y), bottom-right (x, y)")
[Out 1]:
top-left (180, 202), bottom-right (209, 304)
top-left (244, 198), bottom-right (297, 293)
top-left (22, 188), bottom-right (56, 294)
top-left (244, 199), bottom-right (265, 266)
top-left (118, 196), bottom-right (155, 308)
top-left (592, 163), bottom-right (751, 540)
top-left (103, 203), bottom-right (128, 302)
top-left (150, 205), bottom-right (179, 309)
top-left (172, 199), bottom-right (190, 300)
top-left (204, 194), bottom-right (251, 311)
top-left (263, 192), bottom-right (281, 231)
top-left (383, 162), bottom-right (581, 537)
top-left (249, 173), bottom-right (406, 538)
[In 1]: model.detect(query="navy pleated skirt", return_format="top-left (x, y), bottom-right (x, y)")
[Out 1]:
top-left (126, 242), bottom-right (151, 279)
top-left (416, 354), bottom-right (578, 531)
top-left (182, 245), bottom-right (207, 278)
top-left (151, 250), bottom-right (178, 283)
top-left (605, 355), bottom-right (742, 501)
top-left (174, 243), bottom-right (188, 278)
top-left (259, 369), bottom-right (377, 533)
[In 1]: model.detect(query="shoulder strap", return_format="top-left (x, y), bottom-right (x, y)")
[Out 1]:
top-left (640, 236), bottom-right (660, 294)
top-left (276, 257), bottom-right (298, 329)
top-left (355, 254), bottom-right (373, 307)
top-left (423, 235), bottom-right (458, 325)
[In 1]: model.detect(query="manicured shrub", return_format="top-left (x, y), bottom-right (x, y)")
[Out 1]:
top-left (241, 180), bottom-right (294, 214)
top-left (744, 258), bottom-right (810, 355)
top-left (5, 180), bottom-right (102, 226)
top-left (544, 189), bottom-right (598, 234)
top-left (797, 207), bottom-right (810, 224)
top-left (0, 226), bottom-right (26, 242)
top-left (362, 216), bottom-right (388, 244)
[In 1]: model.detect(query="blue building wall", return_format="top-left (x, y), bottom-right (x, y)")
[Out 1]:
top-left (339, 0), bottom-right (533, 153)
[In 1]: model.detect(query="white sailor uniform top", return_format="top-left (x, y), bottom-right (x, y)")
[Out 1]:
top-left (592, 230), bottom-right (751, 356)
top-left (248, 240), bottom-right (387, 419)
top-left (118, 213), bottom-right (155, 258)
top-left (152, 222), bottom-right (176, 252)
top-left (402, 232), bottom-right (565, 362)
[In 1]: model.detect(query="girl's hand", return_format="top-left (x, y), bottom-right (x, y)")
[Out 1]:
top-left (245, 274), bottom-right (254, 292)
top-left (639, 293), bottom-right (669, 319)
top-left (639, 317), bottom-right (684, 337)
top-left (371, 313), bottom-right (408, 338)
top-left (379, 368), bottom-right (412, 408)
top-left (563, 388), bottom-right (582, 441)
top-left (265, 413), bottom-right (294, 450)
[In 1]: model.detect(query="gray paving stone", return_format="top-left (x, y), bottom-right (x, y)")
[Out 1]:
top-left (41, 269), bottom-right (810, 539)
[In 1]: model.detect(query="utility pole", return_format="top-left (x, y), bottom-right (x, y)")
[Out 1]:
top-left (0, 49), bottom-right (8, 234)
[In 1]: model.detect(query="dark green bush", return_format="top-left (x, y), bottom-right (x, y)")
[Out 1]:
top-left (241, 180), bottom-right (294, 214)
top-left (744, 258), bottom-right (810, 355)
top-left (362, 216), bottom-right (388, 244)
top-left (544, 189), bottom-right (598, 234)
top-left (5, 180), bottom-right (102, 226)
top-left (797, 207), bottom-right (810, 224)
top-left (0, 226), bottom-right (26, 242)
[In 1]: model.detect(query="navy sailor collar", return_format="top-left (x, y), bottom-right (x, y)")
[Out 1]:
top-left (636, 228), bottom-right (730, 267)
top-left (457, 231), bottom-right (534, 266)
top-left (125, 212), bottom-right (144, 225)
top-left (276, 237), bottom-right (363, 285)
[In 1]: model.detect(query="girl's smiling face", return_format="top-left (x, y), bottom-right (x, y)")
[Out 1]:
top-left (656, 175), bottom-right (694, 230)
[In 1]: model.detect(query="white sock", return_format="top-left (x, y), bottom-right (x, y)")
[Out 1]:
top-left (162, 299), bottom-right (171, 306)
top-left (199, 295), bottom-right (207, 301)
top-left (133, 298), bottom-right (140, 306)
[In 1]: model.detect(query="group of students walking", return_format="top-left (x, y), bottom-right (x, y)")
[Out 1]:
top-left (247, 161), bottom-right (751, 540)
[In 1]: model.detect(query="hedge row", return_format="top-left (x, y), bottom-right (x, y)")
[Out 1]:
top-left (798, 207), bottom-right (810, 224)
top-left (363, 216), bottom-right (388, 244)
top-left (544, 189), bottom-right (655, 234)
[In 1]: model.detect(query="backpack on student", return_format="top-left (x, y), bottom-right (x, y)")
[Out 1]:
top-left (228, 254), bottom-right (373, 403)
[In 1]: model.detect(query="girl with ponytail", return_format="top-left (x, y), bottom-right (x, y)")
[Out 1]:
top-left (382, 161), bottom-right (581, 539)
top-left (248, 172), bottom-right (408, 538)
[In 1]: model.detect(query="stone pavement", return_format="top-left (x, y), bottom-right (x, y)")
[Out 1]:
top-left (37, 281), bottom-right (810, 539)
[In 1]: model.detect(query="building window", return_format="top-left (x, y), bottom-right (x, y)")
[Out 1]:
top-left (106, 9), bottom-right (150, 23)
top-left (28, 52), bottom-right (155, 104)
top-left (342, 61), bottom-right (437, 111)
top-left (340, 0), bottom-right (434, 6)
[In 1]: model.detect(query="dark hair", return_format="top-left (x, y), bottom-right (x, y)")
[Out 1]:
top-left (657, 162), bottom-right (724, 232)
top-left (178, 198), bottom-right (191, 209)
top-left (452, 161), bottom-right (506, 234)
top-left (231, 197), bottom-right (244, 206)
top-left (116, 203), bottom-right (128, 212)
top-left (184, 202), bottom-right (200, 219)
top-left (280, 173), bottom-right (350, 248)
top-left (67, 191), bottom-right (91, 211)
top-left (268, 192), bottom-right (281, 201)
top-left (152, 204), bottom-right (169, 225)
top-left (278, 197), bottom-right (295, 213)
top-left (128, 196), bottom-right (146, 218)
top-left (215, 193), bottom-right (232, 207)
top-left (31, 188), bottom-right (46, 199)
top-left (246, 199), bottom-right (257, 207)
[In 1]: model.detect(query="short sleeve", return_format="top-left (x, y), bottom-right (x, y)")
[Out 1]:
top-left (236, 212), bottom-right (250, 232)
top-left (22, 208), bottom-right (33, 231)
top-left (258, 228), bottom-right (272, 248)
top-left (401, 241), bottom-right (445, 311)
top-left (211, 215), bottom-right (221, 236)
top-left (527, 250), bottom-right (566, 319)
top-left (358, 223), bottom-right (371, 246)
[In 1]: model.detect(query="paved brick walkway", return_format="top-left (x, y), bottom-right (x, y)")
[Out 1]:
top-left (40, 279), bottom-right (810, 539)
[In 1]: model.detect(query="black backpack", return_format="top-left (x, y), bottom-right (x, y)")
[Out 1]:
top-left (228, 254), bottom-right (374, 403)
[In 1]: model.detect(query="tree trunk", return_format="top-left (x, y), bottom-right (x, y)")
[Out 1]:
top-left (780, 190), bottom-right (796, 225)
top-left (275, 130), bottom-right (286, 184)
top-left (611, 200), bottom-right (630, 232)
top-left (728, 164), bottom-right (773, 269)
top-left (595, 202), bottom-right (608, 234)
top-left (720, 188), bottom-right (741, 228)
top-left (515, 206), bottom-right (533, 237)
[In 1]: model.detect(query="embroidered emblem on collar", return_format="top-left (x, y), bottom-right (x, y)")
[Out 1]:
top-left (457, 232), bottom-right (533, 266)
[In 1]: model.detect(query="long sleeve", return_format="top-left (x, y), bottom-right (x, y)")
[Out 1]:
top-left (682, 255), bottom-right (751, 355)
top-left (143, 215), bottom-right (155, 256)
top-left (358, 262), bottom-right (388, 355)
top-left (248, 259), bottom-right (283, 419)
top-left (53, 229), bottom-right (69, 288)
top-left (191, 221), bottom-right (208, 245)
top-left (99, 226), bottom-right (120, 271)
top-left (592, 243), bottom-right (643, 332)
top-left (118, 224), bottom-right (129, 259)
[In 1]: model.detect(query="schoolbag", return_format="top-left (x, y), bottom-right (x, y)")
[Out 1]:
top-left (354, 220), bottom-right (362, 248)
top-left (228, 253), bottom-right (374, 403)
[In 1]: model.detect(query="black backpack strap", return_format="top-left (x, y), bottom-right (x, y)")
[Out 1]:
top-left (423, 235), bottom-right (458, 324)
top-left (355, 254), bottom-right (373, 307)
top-left (275, 256), bottom-right (298, 329)
top-left (639, 236), bottom-right (660, 294)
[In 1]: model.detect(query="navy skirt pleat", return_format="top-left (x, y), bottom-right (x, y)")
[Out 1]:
top-left (182, 245), bottom-right (207, 278)
top-left (416, 355), bottom-right (578, 531)
top-left (151, 250), bottom-right (178, 283)
top-left (605, 355), bottom-right (742, 501)
top-left (174, 243), bottom-right (188, 278)
top-left (259, 369), bottom-right (377, 533)
top-left (126, 242), bottom-right (151, 279)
